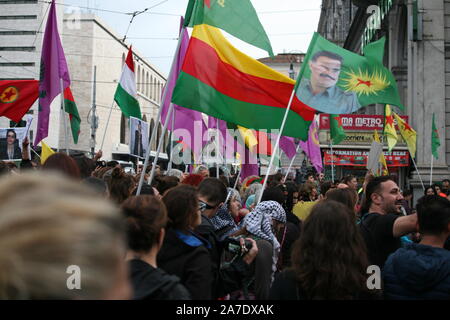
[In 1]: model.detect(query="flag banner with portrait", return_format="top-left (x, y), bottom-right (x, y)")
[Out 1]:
top-left (129, 117), bottom-right (149, 159)
top-left (0, 127), bottom-right (30, 161)
top-left (295, 33), bottom-right (404, 114)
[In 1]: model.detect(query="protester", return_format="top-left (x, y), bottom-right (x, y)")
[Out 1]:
top-left (0, 161), bottom-right (10, 177)
top-left (157, 185), bottom-right (212, 300)
top-left (109, 167), bottom-right (136, 205)
top-left (122, 195), bottom-right (191, 300)
top-left (324, 187), bottom-right (359, 219)
top-left (155, 175), bottom-right (179, 196)
top-left (299, 181), bottom-right (318, 202)
top-left (210, 188), bottom-right (241, 241)
top-left (195, 178), bottom-right (258, 299)
top-left (193, 165), bottom-right (209, 178)
top-left (270, 200), bottom-right (376, 300)
top-left (383, 195), bottom-right (450, 299)
top-left (0, 172), bottom-right (131, 299)
top-left (181, 173), bottom-right (204, 187)
top-left (82, 176), bottom-right (109, 197)
top-left (432, 184), bottom-right (448, 198)
top-left (441, 179), bottom-right (450, 196)
top-left (359, 176), bottom-right (418, 267)
top-left (342, 175), bottom-right (358, 190)
top-left (425, 185), bottom-right (438, 196)
top-left (233, 201), bottom-right (286, 300)
top-left (41, 153), bottom-right (81, 180)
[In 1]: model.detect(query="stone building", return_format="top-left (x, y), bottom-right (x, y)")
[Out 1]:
top-left (317, 0), bottom-right (450, 200)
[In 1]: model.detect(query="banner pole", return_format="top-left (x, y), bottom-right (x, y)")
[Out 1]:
top-left (410, 154), bottom-right (425, 191)
top-left (430, 155), bottom-right (433, 187)
top-left (284, 143), bottom-right (301, 182)
top-left (257, 90), bottom-right (296, 204)
top-left (100, 101), bottom-right (115, 152)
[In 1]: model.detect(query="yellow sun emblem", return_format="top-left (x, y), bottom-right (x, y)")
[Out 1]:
top-left (0, 86), bottom-right (19, 104)
top-left (341, 68), bottom-right (390, 96)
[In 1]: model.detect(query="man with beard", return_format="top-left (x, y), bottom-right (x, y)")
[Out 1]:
top-left (359, 176), bottom-right (418, 268)
top-left (296, 51), bottom-right (361, 114)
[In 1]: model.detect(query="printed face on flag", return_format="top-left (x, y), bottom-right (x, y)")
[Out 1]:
top-left (296, 33), bottom-right (403, 115)
top-left (0, 127), bottom-right (30, 161)
top-left (129, 117), bottom-right (149, 159)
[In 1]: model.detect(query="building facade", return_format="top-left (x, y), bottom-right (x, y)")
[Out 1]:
top-left (318, 0), bottom-right (450, 201)
top-left (62, 13), bottom-right (167, 160)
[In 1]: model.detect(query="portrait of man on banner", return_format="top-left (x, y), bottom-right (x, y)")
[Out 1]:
top-left (0, 128), bottom-right (29, 161)
top-left (129, 117), bottom-right (149, 159)
top-left (296, 50), bottom-right (361, 114)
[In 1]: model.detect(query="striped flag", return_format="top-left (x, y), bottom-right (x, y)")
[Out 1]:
top-left (114, 47), bottom-right (141, 119)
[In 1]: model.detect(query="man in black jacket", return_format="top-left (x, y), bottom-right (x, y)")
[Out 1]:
top-left (195, 178), bottom-right (258, 299)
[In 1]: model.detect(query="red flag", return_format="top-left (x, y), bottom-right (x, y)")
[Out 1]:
top-left (0, 80), bottom-right (38, 123)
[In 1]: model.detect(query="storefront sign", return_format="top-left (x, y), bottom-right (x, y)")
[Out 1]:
top-left (323, 149), bottom-right (409, 167)
top-left (319, 114), bottom-right (408, 131)
top-left (319, 131), bottom-right (405, 145)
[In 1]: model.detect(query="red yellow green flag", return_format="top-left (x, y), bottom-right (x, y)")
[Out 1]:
top-left (393, 112), bottom-right (416, 158)
top-left (384, 105), bottom-right (398, 152)
top-left (171, 24), bottom-right (316, 141)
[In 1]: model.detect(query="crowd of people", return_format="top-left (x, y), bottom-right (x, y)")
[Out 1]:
top-left (0, 149), bottom-right (448, 300)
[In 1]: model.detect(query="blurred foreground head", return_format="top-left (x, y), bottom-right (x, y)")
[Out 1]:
top-left (0, 172), bottom-right (131, 299)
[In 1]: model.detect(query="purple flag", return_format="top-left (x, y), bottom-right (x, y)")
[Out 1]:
top-left (240, 146), bottom-right (259, 180)
top-left (35, 0), bottom-right (70, 146)
top-left (299, 116), bottom-right (323, 173)
top-left (273, 134), bottom-right (297, 159)
top-left (161, 17), bottom-right (206, 162)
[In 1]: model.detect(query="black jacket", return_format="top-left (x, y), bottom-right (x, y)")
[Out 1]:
top-left (128, 259), bottom-right (191, 300)
top-left (157, 228), bottom-right (212, 300)
top-left (195, 215), bottom-right (252, 299)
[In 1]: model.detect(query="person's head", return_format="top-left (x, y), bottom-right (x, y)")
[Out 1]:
top-left (300, 181), bottom-right (318, 200)
top-left (309, 51), bottom-right (343, 90)
top-left (432, 184), bottom-right (442, 195)
top-left (306, 173), bottom-right (315, 183)
top-left (416, 195), bottom-right (450, 238)
top-left (402, 189), bottom-right (413, 201)
top-left (317, 172), bottom-right (325, 182)
top-left (162, 185), bottom-right (201, 230)
top-left (261, 187), bottom-right (286, 205)
top-left (6, 129), bottom-right (16, 146)
top-left (181, 173), bottom-right (204, 187)
top-left (267, 173), bottom-right (283, 188)
top-left (71, 154), bottom-right (96, 179)
top-left (285, 181), bottom-right (299, 212)
top-left (0, 172), bottom-right (131, 299)
top-left (291, 200), bottom-right (369, 299)
top-left (360, 176), bottom-right (403, 215)
top-left (42, 153), bottom-right (81, 180)
top-left (82, 176), bottom-right (109, 197)
top-left (122, 195), bottom-right (168, 254)
top-left (109, 167), bottom-right (136, 204)
top-left (194, 165), bottom-right (209, 178)
top-left (131, 183), bottom-right (155, 196)
top-left (319, 180), bottom-right (334, 196)
top-left (442, 179), bottom-right (450, 190)
top-left (197, 177), bottom-right (228, 218)
top-left (226, 188), bottom-right (241, 219)
top-left (342, 175), bottom-right (358, 190)
top-left (155, 175), bottom-right (179, 196)
top-left (325, 188), bottom-right (359, 218)
top-left (166, 168), bottom-right (183, 181)
top-left (425, 186), bottom-right (437, 196)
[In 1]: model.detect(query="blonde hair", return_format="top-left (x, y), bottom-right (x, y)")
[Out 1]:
top-left (0, 172), bottom-right (126, 299)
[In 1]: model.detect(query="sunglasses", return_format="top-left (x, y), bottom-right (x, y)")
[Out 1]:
top-left (199, 200), bottom-right (216, 212)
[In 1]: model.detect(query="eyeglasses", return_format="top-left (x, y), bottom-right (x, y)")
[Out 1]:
top-left (199, 200), bottom-right (216, 212)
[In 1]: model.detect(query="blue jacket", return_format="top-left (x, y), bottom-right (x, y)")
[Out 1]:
top-left (383, 243), bottom-right (450, 300)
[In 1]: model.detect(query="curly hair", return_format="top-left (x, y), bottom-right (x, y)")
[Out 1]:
top-left (109, 167), bottom-right (136, 204)
top-left (291, 200), bottom-right (370, 299)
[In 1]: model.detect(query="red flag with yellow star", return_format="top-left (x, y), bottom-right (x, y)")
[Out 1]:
top-left (0, 80), bottom-right (38, 123)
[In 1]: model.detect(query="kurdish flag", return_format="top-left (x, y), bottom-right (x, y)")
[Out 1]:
top-left (0, 80), bottom-right (39, 123)
top-left (172, 24), bottom-right (316, 141)
top-left (393, 112), bottom-right (416, 158)
top-left (384, 105), bottom-right (398, 152)
top-left (184, 0), bottom-right (273, 56)
top-left (114, 47), bottom-right (141, 119)
top-left (295, 33), bottom-right (404, 115)
top-left (63, 87), bottom-right (81, 144)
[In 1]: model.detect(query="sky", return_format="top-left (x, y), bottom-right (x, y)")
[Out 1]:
top-left (62, 0), bottom-right (323, 77)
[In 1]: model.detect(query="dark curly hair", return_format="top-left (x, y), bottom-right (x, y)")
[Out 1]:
top-left (291, 200), bottom-right (370, 299)
top-left (162, 185), bottom-right (199, 231)
top-left (109, 167), bottom-right (136, 204)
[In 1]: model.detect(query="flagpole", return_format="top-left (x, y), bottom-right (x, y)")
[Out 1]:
top-left (233, 169), bottom-right (241, 190)
top-left (430, 154), bottom-right (434, 187)
top-left (330, 141), bottom-right (335, 183)
top-left (216, 118), bottom-right (220, 178)
top-left (284, 143), bottom-right (301, 182)
top-left (60, 79), bottom-right (69, 155)
top-left (136, 31), bottom-right (185, 195)
top-left (167, 106), bottom-right (176, 172)
top-left (257, 90), bottom-right (296, 204)
top-left (100, 101), bottom-right (115, 152)
top-left (410, 154), bottom-right (425, 190)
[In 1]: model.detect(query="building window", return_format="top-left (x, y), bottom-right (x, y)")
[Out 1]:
top-left (0, 1), bottom-right (38, 4)
top-left (0, 62), bottom-right (35, 66)
top-left (0, 15), bottom-right (37, 20)
top-left (0, 46), bottom-right (35, 52)
top-left (146, 72), bottom-right (149, 97)
top-left (0, 31), bottom-right (36, 36)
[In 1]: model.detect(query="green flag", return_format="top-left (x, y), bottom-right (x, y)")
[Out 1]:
top-left (294, 32), bottom-right (404, 115)
top-left (329, 114), bottom-right (346, 145)
top-left (363, 37), bottom-right (385, 63)
top-left (184, 0), bottom-right (274, 56)
top-left (432, 113), bottom-right (440, 159)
